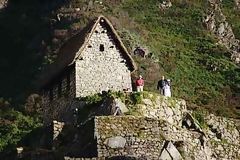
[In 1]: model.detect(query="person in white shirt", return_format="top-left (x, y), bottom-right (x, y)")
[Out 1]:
top-left (164, 79), bottom-right (171, 97)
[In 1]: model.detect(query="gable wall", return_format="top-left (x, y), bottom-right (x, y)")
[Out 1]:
top-left (75, 22), bottom-right (132, 97)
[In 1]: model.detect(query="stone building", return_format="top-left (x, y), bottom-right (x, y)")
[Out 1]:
top-left (40, 16), bottom-right (136, 124)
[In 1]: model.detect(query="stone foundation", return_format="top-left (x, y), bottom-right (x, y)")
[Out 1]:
top-left (94, 115), bottom-right (240, 160)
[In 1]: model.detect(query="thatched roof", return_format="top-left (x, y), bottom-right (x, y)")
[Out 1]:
top-left (39, 15), bottom-right (137, 89)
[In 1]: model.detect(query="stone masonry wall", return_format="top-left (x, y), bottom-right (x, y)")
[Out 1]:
top-left (95, 116), bottom-right (166, 159)
top-left (38, 92), bottom-right (240, 159)
top-left (93, 93), bottom-right (240, 160)
top-left (75, 22), bottom-right (132, 97)
top-left (42, 69), bottom-right (76, 124)
top-left (135, 96), bottom-right (187, 127)
top-left (95, 115), bottom-right (240, 160)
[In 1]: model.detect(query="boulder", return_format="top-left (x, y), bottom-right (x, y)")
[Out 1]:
top-left (235, 0), bottom-right (240, 9)
top-left (105, 136), bottom-right (126, 149)
top-left (159, 0), bottom-right (172, 10)
top-left (166, 142), bottom-right (183, 160)
top-left (182, 112), bottom-right (203, 134)
top-left (115, 98), bottom-right (129, 113)
top-left (159, 148), bottom-right (172, 160)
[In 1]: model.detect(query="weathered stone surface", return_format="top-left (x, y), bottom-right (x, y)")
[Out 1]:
top-left (53, 120), bottom-right (65, 140)
top-left (203, 0), bottom-right (240, 64)
top-left (182, 112), bottom-right (202, 133)
top-left (75, 22), bottom-right (132, 97)
top-left (159, 149), bottom-right (172, 160)
top-left (94, 110), bottom-right (240, 160)
top-left (115, 98), bottom-right (129, 113)
top-left (165, 142), bottom-right (182, 160)
top-left (41, 17), bottom-right (134, 124)
top-left (0, 0), bottom-right (7, 10)
top-left (105, 136), bottom-right (126, 149)
top-left (205, 114), bottom-right (240, 145)
top-left (235, 0), bottom-right (240, 9)
top-left (159, 0), bottom-right (172, 10)
top-left (135, 96), bottom-right (187, 127)
top-left (38, 91), bottom-right (240, 159)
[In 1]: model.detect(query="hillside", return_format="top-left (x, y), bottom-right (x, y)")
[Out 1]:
top-left (0, 0), bottom-right (240, 156)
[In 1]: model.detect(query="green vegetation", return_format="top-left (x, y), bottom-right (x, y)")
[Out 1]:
top-left (131, 92), bottom-right (143, 104)
top-left (118, 0), bottom-right (240, 118)
top-left (222, 0), bottom-right (240, 39)
top-left (76, 91), bottom-right (128, 122)
top-left (192, 108), bottom-right (208, 129)
top-left (0, 99), bottom-right (42, 152)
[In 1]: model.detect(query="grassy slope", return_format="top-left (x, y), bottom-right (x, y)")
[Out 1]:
top-left (115, 0), bottom-right (240, 118)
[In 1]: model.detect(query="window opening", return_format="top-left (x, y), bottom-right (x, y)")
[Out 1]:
top-left (100, 44), bottom-right (104, 52)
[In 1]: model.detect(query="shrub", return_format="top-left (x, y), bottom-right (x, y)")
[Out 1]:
top-left (0, 108), bottom-right (42, 152)
top-left (192, 108), bottom-right (207, 129)
top-left (131, 92), bottom-right (142, 104)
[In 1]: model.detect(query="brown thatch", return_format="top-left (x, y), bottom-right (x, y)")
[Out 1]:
top-left (39, 15), bottom-right (137, 89)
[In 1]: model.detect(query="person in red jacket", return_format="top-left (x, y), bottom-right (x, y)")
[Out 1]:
top-left (136, 75), bottom-right (144, 92)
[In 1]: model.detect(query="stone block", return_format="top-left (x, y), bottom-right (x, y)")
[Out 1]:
top-left (165, 142), bottom-right (182, 160)
top-left (105, 136), bottom-right (126, 149)
top-left (159, 149), bottom-right (172, 160)
top-left (115, 98), bottom-right (129, 113)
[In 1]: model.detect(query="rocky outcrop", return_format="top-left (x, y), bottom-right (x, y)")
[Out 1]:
top-left (203, 0), bottom-right (240, 63)
top-left (93, 93), bottom-right (240, 160)
top-left (134, 96), bottom-right (187, 126)
top-left (235, 0), bottom-right (240, 9)
top-left (159, 141), bottom-right (183, 160)
top-left (53, 120), bottom-right (65, 140)
top-left (205, 114), bottom-right (240, 146)
top-left (158, 0), bottom-right (172, 11)
top-left (44, 92), bottom-right (240, 159)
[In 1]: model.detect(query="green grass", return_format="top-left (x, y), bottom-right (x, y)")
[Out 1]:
top-left (118, 0), bottom-right (240, 118)
top-left (0, 106), bottom-right (42, 152)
